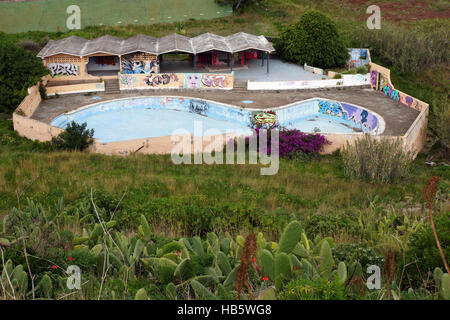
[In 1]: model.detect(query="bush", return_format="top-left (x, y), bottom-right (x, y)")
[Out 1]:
top-left (279, 277), bottom-right (347, 300)
top-left (333, 243), bottom-right (384, 270)
top-left (279, 129), bottom-right (330, 159)
top-left (275, 10), bottom-right (349, 68)
top-left (0, 42), bottom-right (49, 114)
top-left (429, 93), bottom-right (450, 157)
top-left (51, 121), bottom-right (94, 151)
top-left (342, 134), bottom-right (414, 183)
top-left (407, 210), bottom-right (450, 277)
top-left (243, 128), bottom-right (330, 160)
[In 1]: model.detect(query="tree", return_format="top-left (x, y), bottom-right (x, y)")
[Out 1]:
top-left (51, 121), bottom-right (94, 151)
top-left (275, 10), bottom-right (349, 69)
top-left (0, 41), bottom-right (49, 114)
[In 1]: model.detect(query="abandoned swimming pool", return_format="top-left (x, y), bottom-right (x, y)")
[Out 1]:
top-left (50, 96), bottom-right (385, 143)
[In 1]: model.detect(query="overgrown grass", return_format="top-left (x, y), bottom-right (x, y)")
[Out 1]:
top-left (0, 143), bottom-right (448, 239)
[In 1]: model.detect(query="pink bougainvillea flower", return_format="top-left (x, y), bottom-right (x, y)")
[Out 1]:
top-left (51, 265), bottom-right (58, 270)
top-left (262, 276), bottom-right (268, 282)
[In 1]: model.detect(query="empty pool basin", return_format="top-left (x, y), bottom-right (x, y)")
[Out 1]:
top-left (50, 96), bottom-right (385, 143)
top-left (51, 97), bottom-right (253, 143)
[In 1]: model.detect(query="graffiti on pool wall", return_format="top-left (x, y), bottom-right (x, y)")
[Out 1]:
top-left (48, 63), bottom-right (80, 77)
top-left (189, 100), bottom-right (209, 115)
top-left (145, 73), bottom-right (179, 87)
top-left (252, 111), bottom-right (278, 129)
top-left (318, 100), bottom-right (378, 131)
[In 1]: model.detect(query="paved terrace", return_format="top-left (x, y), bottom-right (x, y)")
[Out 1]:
top-left (32, 87), bottom-right (420, 136)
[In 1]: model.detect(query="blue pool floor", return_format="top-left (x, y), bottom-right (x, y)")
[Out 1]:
top-left (284, 115), bottom-right (364, 134)
top-left (69, 108), bottom-right (252, 142)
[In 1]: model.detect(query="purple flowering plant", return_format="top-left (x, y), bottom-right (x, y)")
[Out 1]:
top-left (243, 128), bottom-right (330, 159)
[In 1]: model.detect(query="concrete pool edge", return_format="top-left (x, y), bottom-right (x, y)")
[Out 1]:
top-left (13, 86), bottom-right (428, 157)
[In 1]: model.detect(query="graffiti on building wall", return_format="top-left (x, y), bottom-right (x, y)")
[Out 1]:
top-left (202, 75), bottom-right (226, 88)
top-left (48, 63), bottom-right (80, 77)
top-left (119, 74), bottom-right (138, 89)
top-left (121, 53), bottom-right (159, 74)
top-left (318, 100), bottom-right (378, 131)
top-left (184, 74), bottom-right (229, 88)
top-left (119, 73), bottom-right (232, 90)
top-left (185, 74), bottom-right (202, 89)
top-left (145, 73), bottom-right (179, 87)
top-left (122, 59), bottom-right (159, 74)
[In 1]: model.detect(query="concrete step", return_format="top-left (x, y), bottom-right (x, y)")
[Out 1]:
top-left (104, 79), bottom-right (120, 94)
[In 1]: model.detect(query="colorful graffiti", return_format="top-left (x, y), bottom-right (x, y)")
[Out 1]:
top-left (48, 63), bottom-right (80, 77)
top-left (119, 74), bottom-right (138, 89)
top-left (318, 100), bottom-right (378, 131)
top-left (122, 59), bottom-right (158, 74)
top-left (347, 48), bottom-right (370, 69)
top-left (370, 70), bottom-right (378, 88)
top-left (184, 74), bottom-right (229, 88)
top-left (185, 74), bottom-right (202, 89)
top-left (145, 73), bottom-right (179, 87)
top-left (253, 111), bottom-right (278, 129)
top-left (121, 53), bottom-right (159, 74)
top-left (202, 75), bottom-right (226, 88)
top-left (382, 83), bottom-right (400, 102)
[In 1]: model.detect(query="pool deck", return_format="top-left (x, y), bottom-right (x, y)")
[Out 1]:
top-left (32, 87), bottom-right (420, 136)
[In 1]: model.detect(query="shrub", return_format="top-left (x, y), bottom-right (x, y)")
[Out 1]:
top-left (0, 42), bottom-right (50, 114)
top-left (51, 121), bottom-right (94, 151)
top-left (279, 277), bottom-right (347, 300)
top-left (39, 81), bottom-right (47, 100)
top-left (342, 134), bottom-right (414, 183)
top-left (429, 93), bottom-right (450, 157)
top-left (407, 210), bottom-right (450, 277)
top-left (279, 129), bottom-right (329, 159)
top-left (275, 10), bottom-right (349, 68)
top-left (333, 243), bottom-right (384, 270)
top-left (243, 128), bottom-right (329, 160)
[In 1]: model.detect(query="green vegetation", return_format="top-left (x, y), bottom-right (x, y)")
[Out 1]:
top-left (0, 42), bottom-right (49, 114)
top-left (275, 10), bottom-right (349, 68)
top-left (0, 0), bottom-right (449, 300)
top-left (51, 121), bottom-right (94, 151)
top-left (342, 135), bottom-right (414, 183)
top-left (2, 211), bottom-right (449, 300)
